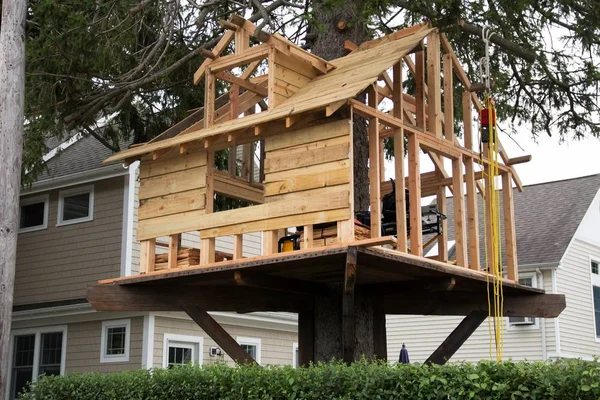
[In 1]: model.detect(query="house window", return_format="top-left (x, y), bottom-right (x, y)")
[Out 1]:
top-left (292, 342), bottom-right (299, 368)
top-left (57, 185), bottom-right (94, 226)
top-left (100, 319), bottom-right (130, 363)
top-left (19, 195), bottom-right (49, 233)
top-left (237, 336), bottom-right (261, 364)
top-left (591, 259), bottom-right (600, 339)
top-left (509, 274), bottom-right (537, 326)
top-left (162, 334), bottom-right (203, 368)
top-left (8, 327), bottom-right (67, 400)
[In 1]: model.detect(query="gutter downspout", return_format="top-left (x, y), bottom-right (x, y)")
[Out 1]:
top-left (536, 268), bottom-right (547, 360)
top-left (552, 266), bottom-right (561, 358)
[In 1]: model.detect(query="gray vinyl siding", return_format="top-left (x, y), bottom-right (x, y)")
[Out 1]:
top-left (15, 177), bottom-right (125, 305)
top-left (153, 315), bottom-right (296, 368)
top-left (65, 316), bottom-right (144, 373)
top-left (386, 269), bottom-right (553, 363)
top-left (556, 238), bottom-right (600, 358)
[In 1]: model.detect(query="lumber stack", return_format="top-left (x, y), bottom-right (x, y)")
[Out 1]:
top-left (155, 249), bottom-right (200, 270)
top-left (154, 249), bottom-right (235, 270)
top-left (299, 220), bottom-right (370, 249)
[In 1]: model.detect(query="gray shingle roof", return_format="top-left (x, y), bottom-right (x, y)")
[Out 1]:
top-left (37, 135), bottom-right (131, 182)
top-left (436, 174), bottom-right (600, 267)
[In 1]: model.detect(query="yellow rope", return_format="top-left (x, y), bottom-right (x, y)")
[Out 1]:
top-left (479, 94), bottom-right (504, 362)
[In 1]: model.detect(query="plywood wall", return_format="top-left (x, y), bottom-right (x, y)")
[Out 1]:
top-left (138, 143), bottom-right (208, 240)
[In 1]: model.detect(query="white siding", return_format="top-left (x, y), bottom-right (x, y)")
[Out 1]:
top-left (556, 239), bottom-right (600, 359)
top-left (386, 270), bottom-right (553, 363)
top-left (153, 314), bottom-right (297, 368)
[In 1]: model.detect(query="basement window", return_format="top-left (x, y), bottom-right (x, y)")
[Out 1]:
top-left (19, 195), bottom-right (49, 233)
top-left (57, 185), bottom-right (94, 226)
top-left (100, 319), bottom-right (130, 363)
top-left (237, 336), bottom-right (261, 364)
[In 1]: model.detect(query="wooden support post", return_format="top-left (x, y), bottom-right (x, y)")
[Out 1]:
top-left (140, 239), bottom-right (156, 273)
top-left (233, 234), bottom-right (243, 259)
top-left (201, 152), bottom-right (216, 265)
top-left (408, 133), bottom-right (422, 256)
top-left (338, 220), bottom-right (354, 243)
top-left (502, 173), bottom-right (518, 281)
top-left (267, 47), bottom-right (276, 108)
top-left (379, 138), bottom-right (385, 184)
top-left (303, 225), bottom-right (313, 249)
top-left (183, 306), bottom-right (257, 365)
top-left (298, 307), bottom-right (315, 366)
top-left (168, 234), bottom-right (179, 270)
top-left (425, 311), bottom-right (486, 365)
top-left (415, 49), bottom-right (426, 129)
top-left (463, 93), bottom-right (480, 270)
top-left (443, 53), bottom-right (454, 143)
top-left (262, 230), bottom-right (278, 255)
top-left (426, 33), bottom-right (442, 137)
top-left (343, 246), bottom-right (357, 363)
top-left (436, 187), bottom-right (448, 263)
top-left (392, 62), bottom-right (408, 252)
top-left (204, 71), bottom-right (216, 128)
top-left (368, 85), bottom-right (382, 238)
top-left (452, 156), bottom-right (468, 267)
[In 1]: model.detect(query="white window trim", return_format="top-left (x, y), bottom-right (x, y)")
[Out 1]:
top-left (57, 184), bottom-right (94, 226)
top-left (508, 272), bottom-right (539, 330)
top-left (18, 194), bottom-right (49, 233)
top-left (100, 319), bottom-right (131, 363)
top-left (292, 342), bottom-right (298, 368)
top-left (589, 256), bottom-right (600, 343)
top-left (162, 333), bottom-right (204, 368)
top-left (6, 325), bottom-right (67, 400)
top-left (236, 336), bottom-right (261, 364)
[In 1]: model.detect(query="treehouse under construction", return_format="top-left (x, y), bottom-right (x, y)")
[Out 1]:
top-left (88, 16), bottom-right (565, 366)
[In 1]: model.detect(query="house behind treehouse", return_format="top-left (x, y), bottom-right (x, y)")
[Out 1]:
top-left (91, 16), bottom-right (565, 365)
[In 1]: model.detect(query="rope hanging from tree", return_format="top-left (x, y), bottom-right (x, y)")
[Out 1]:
top-left (478, 27), bottom-right (505, 362)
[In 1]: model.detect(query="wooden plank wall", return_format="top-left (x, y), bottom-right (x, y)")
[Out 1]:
top-left (271, 50), bottom-right (316, 107)
top-left (138, 143), bottom-right (208, 241)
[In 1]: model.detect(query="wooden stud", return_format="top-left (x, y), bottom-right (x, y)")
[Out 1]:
top-left (379, 138), bottom-right (385, 184)
top-left (392, 62), bottom-right (408, 252)
top-left (234, 234), bottom-right (243, 259)
top-left (436, 187), bottom-right (448, 263)
top-left (183, 306), bottom-right (257, 365)
top-left (200, 150), bottom-right (216, 265)
top-left (234, 26), bottom-right (249, 55)
top-left (367, 85), bottom-right (382, 238)
top-left (262, 230), bottom-right (278, 256)
top-left (343, 246), bottom-right (358, 363)
top-left (452, 156), bottom-right (468, 267)
top-left (168, 234), bottom-right (179, 270)
top-left (268, 47), bottom-right (276, 108)
top-left (303, 225), bottom-right (313, 249)
top-left (425, 311), bottom-right (487, 365)
top-left (463, 93), bottom-right (480, 270)
top-left (140, 239), bottom-right (156, 273)
top-left (502, 172), bottom-right (518, 281)
top-left (443, 53), bottom-right (454, 143)
top-left (506, 155), bottom-right (532, 166)
top-left (408, 132), bottom-right (422, 256)
top-left (426, 33), bottom-right (442, 137)
top-left (204, 71), bottom-right (216, 128)
top-left (415, 49), bottom-right (426, 128)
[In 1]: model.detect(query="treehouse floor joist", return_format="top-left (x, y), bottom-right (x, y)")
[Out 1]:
top-left (88, 242), bottom-right (565, 364)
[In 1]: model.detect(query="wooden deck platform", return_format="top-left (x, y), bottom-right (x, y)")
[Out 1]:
top-left (89, 239), bottom-right (564, 318)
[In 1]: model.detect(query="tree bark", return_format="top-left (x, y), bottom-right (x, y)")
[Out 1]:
top-left (0, 1), bottom-right (27, 398)
top-left (310, 0), bottom-right (370, 212)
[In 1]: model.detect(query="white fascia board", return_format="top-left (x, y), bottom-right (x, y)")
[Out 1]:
top-left (22, 164), bottom-right (128, 195)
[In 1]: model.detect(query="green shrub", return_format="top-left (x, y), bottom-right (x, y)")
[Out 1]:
top-left (20, 359), bottom-right (600, 400)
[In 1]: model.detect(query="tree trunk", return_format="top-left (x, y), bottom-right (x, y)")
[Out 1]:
top-left (0, 1), bottom-right (27, 398)
top-left (310, 0), bottom-right (370, 212)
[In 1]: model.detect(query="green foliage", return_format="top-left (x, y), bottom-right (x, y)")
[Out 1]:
top-left (19, 359), bottom-right (600, 400)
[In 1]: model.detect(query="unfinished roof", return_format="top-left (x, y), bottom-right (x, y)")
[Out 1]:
top-left (104, 24), bottom-right (433, 164)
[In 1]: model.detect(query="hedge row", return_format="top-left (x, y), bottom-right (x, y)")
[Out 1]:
top-left (21, 359), bottom-right (600, 400)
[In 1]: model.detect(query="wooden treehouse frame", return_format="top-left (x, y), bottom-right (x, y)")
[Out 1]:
top-left (90, 16), bottom-right (565, 366)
